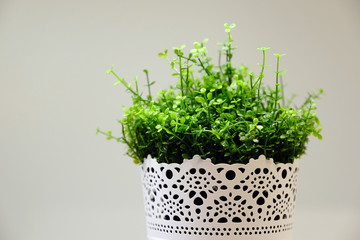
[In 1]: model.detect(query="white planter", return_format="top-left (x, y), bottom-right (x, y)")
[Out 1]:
top-left (141, 155), bottom-right (299, 240)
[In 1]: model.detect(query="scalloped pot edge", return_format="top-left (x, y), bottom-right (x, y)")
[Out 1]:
top-left (141, 155), bottom-right (299, 240)
top-left (144, 154), bottom-right (299, 168)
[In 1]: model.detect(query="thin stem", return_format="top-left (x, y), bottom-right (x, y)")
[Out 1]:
top-left (185, 58), bottom-right (191, 94)
top-left (178, 55), bottom-right (196, 63)
top-left (226, 31), bottom-right (234, 85)
top-left (257, 50), bottom-right (266, 103)
top-left (218, 50), bottom-right (224, 77)
top-left (197, 58), bottom-right (211, 76)
top-left (280, 75), bottom-right (285, 106)
top-left (274, 55), bottom-right (280, 109)
top-left (250, 74), bottom-right (253, 90)
top-left (135, 76), bottom-right (139, 94)
top-left (179, 56), bottom-right (184, 96)
top-left (144, 70), bottom-right (152, 100)
top-left (121, 123), bottom-right (137, 158)
top-left (226, 50), bottom-right (232, 84)
top-left (111, 70), bottom-right (147, 102)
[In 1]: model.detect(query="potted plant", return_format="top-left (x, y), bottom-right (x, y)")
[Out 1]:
top-left (98, 23), bottom-right (322, 240)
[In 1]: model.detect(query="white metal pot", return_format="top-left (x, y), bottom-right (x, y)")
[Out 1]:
top-left (141, 155), bottom-right (299, 240)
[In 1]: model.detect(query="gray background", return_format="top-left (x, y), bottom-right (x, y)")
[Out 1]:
top-left (1, 0), bottom-right (359, 239)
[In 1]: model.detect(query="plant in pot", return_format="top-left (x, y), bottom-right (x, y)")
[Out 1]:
top-left (98, 23), bottom-right (322, 240)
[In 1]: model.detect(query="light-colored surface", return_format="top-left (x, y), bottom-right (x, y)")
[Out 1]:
top-left (142, 155), bottom-right (298, 240)
top-left (0, 0), bottom-right (359, 239)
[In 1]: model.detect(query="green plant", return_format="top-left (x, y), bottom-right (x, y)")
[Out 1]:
top-left (98, 23), bottom-right (322, 165)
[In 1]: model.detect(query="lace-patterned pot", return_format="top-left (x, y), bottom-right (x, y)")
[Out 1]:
top-left (141, 155), bottom-right (299, 240)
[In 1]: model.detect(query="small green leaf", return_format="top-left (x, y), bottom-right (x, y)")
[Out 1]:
top-left (180, 117), bottom-right (185, 124)
top-left (256, 125), bottom-right (263, 130)
top-left (274, 53), bottom-right (287, 57)
top-left (211, 130), bottom-right (221, 139)
top-left (158, 50), bottom-right (168, 58)
top-left (194, 42), bottom-right (201, 49)
top-left (199, 47), bottom-right (207, 53)
top-left (258, 63), bottom-right (271, 68)
top-left (195, 96), bottom-right (206, 103)
top-left (182, 153), bottom-right (189, 159)
top-left (106, 65), bottom-right (114, 74)
top-left (170, 112), bottom-right (177, 120)
top-left (257, 47), bottom-right (270, 51)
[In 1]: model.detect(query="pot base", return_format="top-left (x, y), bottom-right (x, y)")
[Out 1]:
top-left (141, 155), bottom-right (299, 240)
top-left (147, 220), bottom-right (294, 240)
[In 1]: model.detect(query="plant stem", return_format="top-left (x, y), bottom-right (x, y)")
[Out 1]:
top-left (227, 32), bottom-right (233, 85)
top-left (185, 60), bottom-right (190, 92)
top-left (250, 73), bottom-right (253, 90)
top-left (121, 123), bottom-right (137, 158)
top-left (274, 55), bottom-right (280, 109)
top-left (111, 70), bottom-right (146, 102)
top-left (135, 76), bottom-right (139, 94)
top-left (280, 75), bottom-right (285, 106)
top-left (179, 56), bottom-right (184, 96)
top-left (257, 50), bottom-right (266, 104)
top-left (218, 50), bottom-right (224, 77)
top-left (197, 58), bottom-right (211, 76)
top-left (144, 70), bottom-right (152, 100)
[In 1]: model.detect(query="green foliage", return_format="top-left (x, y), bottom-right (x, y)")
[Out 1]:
top-left (98, 23), bottom-right (322, 164)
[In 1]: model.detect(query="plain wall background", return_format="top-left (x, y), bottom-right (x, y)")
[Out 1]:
top-left (1, 0), bottom-right (359, 239)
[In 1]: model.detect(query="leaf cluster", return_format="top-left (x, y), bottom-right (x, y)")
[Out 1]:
top-left (98, 24), bottom-right (322, 164)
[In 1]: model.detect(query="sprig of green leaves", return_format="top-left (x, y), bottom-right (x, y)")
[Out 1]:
top-left (99, 24), bottom-right (323, 164)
